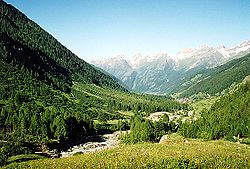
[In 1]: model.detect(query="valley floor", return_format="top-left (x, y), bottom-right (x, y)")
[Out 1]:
top-left (5, 135), bottom-right (250, 169)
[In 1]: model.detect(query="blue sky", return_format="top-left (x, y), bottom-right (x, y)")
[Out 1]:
top-left (5, 0), bottom-right (250, 62)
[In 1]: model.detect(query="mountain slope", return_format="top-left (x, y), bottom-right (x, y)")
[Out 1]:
top-left (92, 55), bottom-right (137, 89)
top-left (180, 79), bottom-right (250, 139)
top-left (93, 52), bottom-right (179, 94)
top-left (223, 40), bottom-right (250, 59)
top-left (176, 45), bottom-right (226, 71)
top-left (0, 0), bottom-right (128, 146)
top-left (0, 1), bottom-right (125, 92)
top-left (131, 52), bottom-right (178, 93)
top-left (176, 53), bottom-right (250, 97)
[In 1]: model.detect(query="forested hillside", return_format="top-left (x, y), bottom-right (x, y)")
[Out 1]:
top-left (0, 1), bottom-right (125, 91)
top-left (179, 80), bottom-right (250, 140)
top-left (0, 0), bottom-right (128, 144)
top-left (175, 53), bottom-right (250, 97)
top-left (0, 59), bottom-right (96, 142)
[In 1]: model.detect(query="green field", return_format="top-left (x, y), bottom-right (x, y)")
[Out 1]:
top-left (5, 136), bottom-right (250, 169)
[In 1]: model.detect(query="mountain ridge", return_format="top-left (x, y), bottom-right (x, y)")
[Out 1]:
top-left (93, 39), bottom-right (250, 69)
top-left (92, 40), bottom-right (250, 94)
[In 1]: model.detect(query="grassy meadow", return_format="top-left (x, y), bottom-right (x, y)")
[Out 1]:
top-left (5, 135), bottom-right (250, 169)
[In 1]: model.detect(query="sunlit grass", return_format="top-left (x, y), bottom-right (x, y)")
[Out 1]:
top-left (94, 119), bottom-right (120, 125)
top-left (7, 154), bottom-right (46, 165)
top-left (5, 137), bottom-right (250, 169)
top-left (118, 111), bottom-right (134, 117)
top-left (107, 120), bottom-right (119, 125)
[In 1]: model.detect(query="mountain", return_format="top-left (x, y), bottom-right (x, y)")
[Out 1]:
top-left (130, 52), bottom-right (178, 94)
top-left (0, 1), bottom-right (125, 92)
top-left (93, 52), bottom-right (179, 94)
top-left (175, 53), bottom-right (250, 97)
top-left (220, 40), bottom-right (250, 59)
top-left (92, 55), bottom-right (137, 89)
top-left (129, 53), bottom-right (147, 69)
top-left (0, 0), bottom-right (127, 146)
top-left (92, 41), bottom-right (250, 95)
top-left (176, 45), bottom-right (226, 71)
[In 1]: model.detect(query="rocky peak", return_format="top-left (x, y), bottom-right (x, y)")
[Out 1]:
top-left (129, 53), bottom-right (147, 69)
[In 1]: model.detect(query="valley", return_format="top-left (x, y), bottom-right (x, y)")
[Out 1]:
top-left (0, 0), bottom-right (250, 168)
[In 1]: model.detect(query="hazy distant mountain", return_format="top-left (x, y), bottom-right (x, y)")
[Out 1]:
top-left (176, 45), bottom-right (226, 71)
top-left (220, 40), bottom-right (250, 59)
top-left (131, 52), bottom-right (178, 94)
top-left (129, 53), bottom-right (147, 69)
top-left (92, 40), bottom-right (250, 94)
top-left (93, 52), bottom-right (178, 94)
top-left (92, 55), bottom-right (137, 89)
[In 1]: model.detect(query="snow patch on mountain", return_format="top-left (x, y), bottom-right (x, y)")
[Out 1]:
top-left (225, 40), bottom-right (250, 57)
top-left (91, 39), bottom-right (250, 94)
top-left (129, 53), bottom-right (146, 69)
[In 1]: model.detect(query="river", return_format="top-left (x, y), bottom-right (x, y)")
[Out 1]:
top-left (60, 131), bottom-right (127, 158)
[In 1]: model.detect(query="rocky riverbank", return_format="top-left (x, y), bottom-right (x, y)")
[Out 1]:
top-left (60, 131), bottom-right (127, 157)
